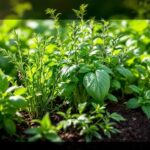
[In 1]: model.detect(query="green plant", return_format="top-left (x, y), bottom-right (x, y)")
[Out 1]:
top-left (0, 69), bottom-right (27, 135)
top-left (126, 85), bottom-right (150, 118)
top-left (47, 5), bottom-right (113, 109)
top-left (0, 32), bottom-right (61, 118)
top-left (57, 102), bottom-right (125, 142)
top-left (25, 113), bottom-right (62, 142)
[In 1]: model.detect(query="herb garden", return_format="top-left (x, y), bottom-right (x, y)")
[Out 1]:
top-left (0, 4), bottom-right (150, 142)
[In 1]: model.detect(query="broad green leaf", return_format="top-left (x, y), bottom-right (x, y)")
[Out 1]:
top-left (128, 85), bottom-right (141, 94)
top-left (28, 134), bottom-right (42, 142)
top-left (97, 64), bottom-right (113, 74)
top-left (45, 131), bottom-right (62, 142)
top-left (14, 87), bottom-right (27, 95)
top-left (107, 94), bottom-right (118, 102)
top-left (4, 119), bottom-right (16, 135)
top-left (145, 90), bottom-right (150, 100)
top-left (79, 65), bottom-right (91, 74)
top-left (25, 128), bottom-right (41, 135)
top-left (116, 66), bottom-right (134, 81)
top-left (142, 105), bottom-right (150, 119)
top-left (41, 113), bottom-right (51, 129)
top-left (126, 98), bottom-right (140, 109)
top-left (110, 113), bottom-right (125, 122)
top-left (59, 82), bottom-right (76, 97)
top-left (111, 80), bottom-right (121, 90)
top-left (9, 96), bottom-right (27, 108)
top-left (61, 65), bottom-right (79, 78)
top-left (83, 70), bottom-right (110, 103)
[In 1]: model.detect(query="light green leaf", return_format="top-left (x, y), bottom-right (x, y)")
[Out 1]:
top-left (83, 70), bottom-right (110, 103)
top-left (78, 102), bottom-right (87, 114)
top-left (41, 113), bottom-right (51, 129)
top-left (61, 65), bottom-right (78, 78)
top-left (110, 113), bottom-right (125, 122)
top-left (14, 87), bottom-right (27, 95)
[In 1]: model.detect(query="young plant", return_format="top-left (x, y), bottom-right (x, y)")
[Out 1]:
top-left (57, 102), bottom-right (125, 142)
top-left (0, 69), bottom-right (27, 135)
top-left (25, 113), bottom-right (62, 142)
top-left (126, 85), bottom-right (150, 118)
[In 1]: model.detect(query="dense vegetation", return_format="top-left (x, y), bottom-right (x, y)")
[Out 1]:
top-left (0, 5), bottom-right (150, 142)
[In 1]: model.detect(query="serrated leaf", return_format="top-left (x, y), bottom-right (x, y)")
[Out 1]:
top-left (142, 105), bottom-right (150, 119)
top-left (83, 70), bottom-right (110, 104)
top-left (127, 98), bottom-right (140, 109)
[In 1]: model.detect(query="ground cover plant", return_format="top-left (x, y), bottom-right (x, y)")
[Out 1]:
top-left (0, 4), bottom-right (150, 142)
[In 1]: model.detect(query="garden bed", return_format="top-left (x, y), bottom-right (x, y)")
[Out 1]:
top-left (1, 98), bottom-right (150, 142)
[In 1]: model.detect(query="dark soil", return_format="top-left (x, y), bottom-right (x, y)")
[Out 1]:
top-left (57, 95), bottom-right (150, 142)
top-left (105, 101), bottom-right (150, 142)
top-left (1, 97), bottom-right (150, 142)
